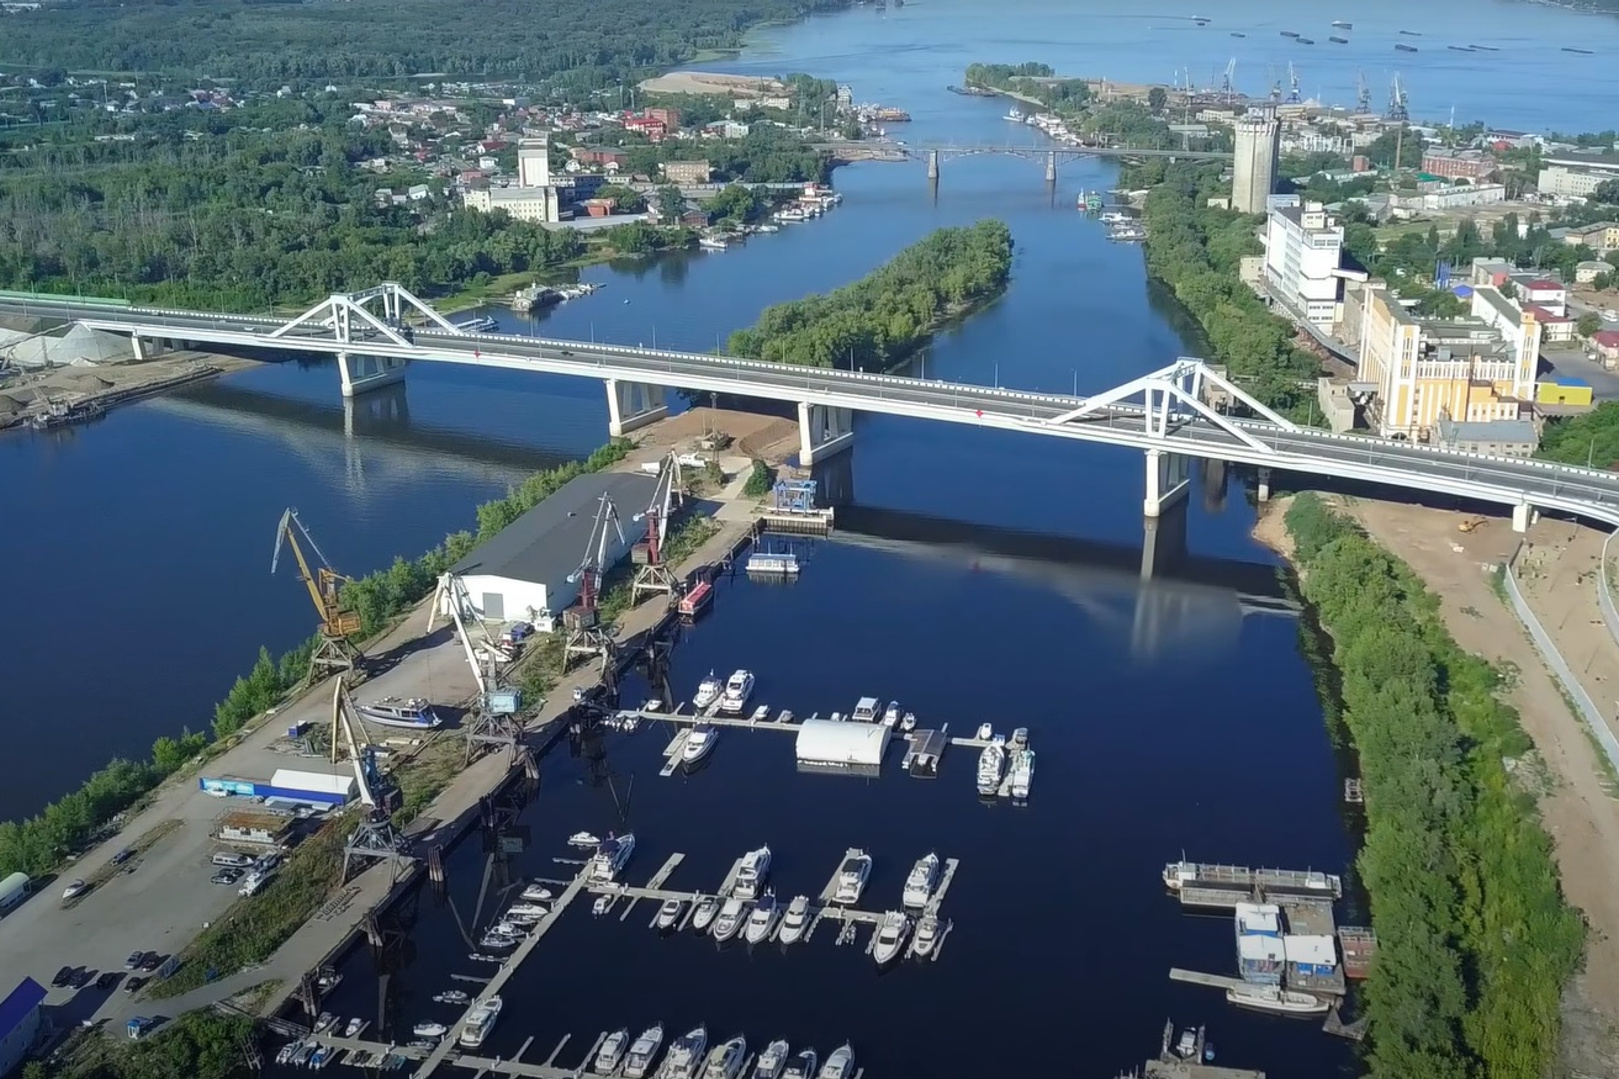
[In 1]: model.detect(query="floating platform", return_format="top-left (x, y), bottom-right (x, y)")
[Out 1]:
top-left (1337, 926), bottom-right (1377, 979)
top-left (758, 507), bottom-right (835, 536)
top-left (1165, 860), bottom-right (1342, 905)
top-left (902, 729), bottom-right (949, 776)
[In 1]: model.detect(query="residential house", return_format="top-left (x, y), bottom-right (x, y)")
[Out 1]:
top-left (1594, 330), bottom-right (1619, 363)
top-left (662, 160), bottom-right (713, 185)
top-left (1576, 259), bottom-right (1611, 284)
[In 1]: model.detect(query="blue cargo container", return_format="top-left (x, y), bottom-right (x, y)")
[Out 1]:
top-left (199, 776), bottom-right (263, 797)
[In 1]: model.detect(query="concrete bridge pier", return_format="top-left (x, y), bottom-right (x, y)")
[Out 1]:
top-left (1143, 448), bottom-right (1191, 518)
top-left (337, 352), bottom-right (409, 398)
top-left (1140, 499), bottom-right (1188, 581)
top-left (1513, 502), bottom-right (1536, 533)
top-left (926, 149), bottom-right (940, 182)
top-left (604, 378), bottom-right (668, 436)
top-left (1198, 457), bottom-right (1228, 514)
top-left (1045, 150), bottom-right (1057, 184)
top-left (798, 401), bottom-right (855, 465)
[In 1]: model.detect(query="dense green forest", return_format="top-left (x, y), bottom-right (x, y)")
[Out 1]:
top-left (728, 220), bottom-right (1013, 369)
top-left (1285, 494), bottom-right (1582, 1079)
top-left (21, 1011), bottom-right (254, 1079)
top-left (963, 61), bottom-right (1089, 110)
top-left (1123, 160), bottom-right (1321, 412)
top-left (0, 0), bottom-right (852, 93)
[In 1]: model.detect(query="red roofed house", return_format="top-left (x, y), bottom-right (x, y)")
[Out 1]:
top-left (1521, 279), bottom-right (1567, 315)
top-left (1527, 305), bottom-right (1575, 344)
top-left (1594, 330), bottom-right (1619, 363)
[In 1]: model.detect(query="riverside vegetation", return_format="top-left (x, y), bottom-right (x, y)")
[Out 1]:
top-left (1284, 493), bottom-right (1582, 1079)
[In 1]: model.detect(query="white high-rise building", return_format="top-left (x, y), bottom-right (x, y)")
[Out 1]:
top-left (1231, 106), bottom-right (1280, 214)
top-left (517, 135), bottom-right (550, 188)
top-left (1262, 196), bottom-right (1343, 327)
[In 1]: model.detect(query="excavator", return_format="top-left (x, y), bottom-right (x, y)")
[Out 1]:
top-left (272, 508), bottom-right (363, 682)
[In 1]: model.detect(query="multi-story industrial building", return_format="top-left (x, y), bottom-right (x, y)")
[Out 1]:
top-left (1262, 196), bottom-right (1344, 328)
top-left (1419, 148), bottom-right (1496, 180)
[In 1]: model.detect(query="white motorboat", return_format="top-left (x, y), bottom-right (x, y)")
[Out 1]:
top-left (743, 891), bottom-right (781, 944)
top-left (702, 1036), bottom-right (747, 1079)
top-left (656, 898), bottom-right (685, 930)
top-left (431, 990), bottom-right (469, 1005)
top-left (313, 1013), bottom-right (338, 1035)
top-left (816, 1044), bottom-right (854, 1079)
top-left (61, 879), bottom-right (88, 901)
top-left (663, 1026), bottom-right (708, 1079)
top-left (751, 1041), bottom-right (790, 1079)
top-left (781, 1050), bottom-right (817, 1079)
top-left (692, 894), bottom-right (722, 931)
top-left (357, 697), bottom-right (442, 730)
top-left (1225, 985), bottom-right (1330, 1015)
top-left (718, 669), bottom-right (755, 714)
top-left (507, 902), bottom-right (548, 920)
top-left (623, 1024), bottom-right (665, 1079)
top-left (899, 713), bottom-right (916, 732)
top-left (832, 851), bottom-right (871, 904)
top-left (698, 236), bottom-right (729, 251)
top-left (275, 1041), bottom-right (303, 1065)
top-left (682, 724), bottom-right (719, 765)
top-left (1005, 107), bottom-right (1023, 121)
top-left (775, 709), bottom-right (794, 724)
top-left (1174, 1028), bottom-right (1198, 1059)
top-left (733, 844), bottom-right (772, 900)
top-left (589, 832), bottom-right (636, 883)
top-left (777, 895), bottom-right (811, 943)
top-left (593, 1028), bottom-right (630, 1074)
top-left (1100, 210), bottom-right (1133, 224)
top-left (974, 722), bottom-right (993, 741)
top-left (902, 853), bottom-right (941, 908)
top-left (850, 697), bottom-right (881, 723)
top-left (881, 701), bottom-right (902, 727)
top-left (521, 884), bottom-right (554, 902)
top-left (693, 672), bottom-right (724, 711)
top-left (711, 896), bottom-right (749, 942)
top-left (912, 913), bottom-right (944, 958)
top-left (290, 1042), bottom-right (317, 1066)
top-left (750, 705), bottom-right (771, 723)
top-left (976, 741), bottom-right (1005, 796)
top-left (871, 911), bottom-right (910, 965)
top-left (1010, 726), bottom-right (1029, 749)
top-left (344, 1018), bottom-right (367, 1038)
top-left (479, 929), bottom-right (519, 950)
top-left (406, 1039), bottom-right (438, 1051)
top-left (592, 895), bottom-right (614, 916)
top-left (412, 1022), bottom-right (448, 1040)
top-left (457, 997), bottom-right (503, 1049)
top-left (568, 831), bottom-right (602, 848)
top-left (1010, 750), bottom-right (1035, 799)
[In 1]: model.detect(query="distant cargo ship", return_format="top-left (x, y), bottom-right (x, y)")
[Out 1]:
top-left (1331, 20), bottom-right (1352, 29)
top-left (1473, 44), bottom-right (1500, 51)
top-left (1562, 46), bottom-right (1595, 54)
top-left (1328, 36), bottom-right (1349, 44)
top-left (1399, 29), bottom-right (1422, 36)
top-left (1280, 30), bottom-right (1299, 37)
top-left (1395, 43), bottom-right (1419, 52)
top-left (1296, 36), bottom-right (1315, 44)
top-left (1230, 31), bottom-right (1246, 37)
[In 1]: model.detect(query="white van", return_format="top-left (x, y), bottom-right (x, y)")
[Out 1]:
top-left (211, 852), bottom-right (253, 868)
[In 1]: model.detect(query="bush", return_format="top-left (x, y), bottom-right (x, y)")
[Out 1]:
top-left (742, 459), bottom-right (774, 498)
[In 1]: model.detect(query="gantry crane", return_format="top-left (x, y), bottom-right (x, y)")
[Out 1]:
top-left (631, 451), bottom-right (686, 604)
top-left (331, 679), bottom-right (410, 881)
top-left (272, 508), bottom-right (363, 680)
top-left (430, 571), bottom-right (525, 761)
top-left (563, 493), bottom-right (623, 673)
top-left (1355, 71), bottom-right (1371, 115)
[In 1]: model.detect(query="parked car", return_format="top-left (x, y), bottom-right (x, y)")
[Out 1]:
top-left (210, 868), bottom-right (243, 886)
top-left (51, 966), bottom-right (73, 988)
top-left (66, 967), bottom-right (91, 989)
top-left (110, 847), bottom-right (135, 866)
top-left (124, 951), bottom-right (144, 971)
top-left (96, 972), bottom-right (119, 991)
top-left (123, 975), bottom-right (148, 995)
top-left (136, 953), bottom-right (162, 973)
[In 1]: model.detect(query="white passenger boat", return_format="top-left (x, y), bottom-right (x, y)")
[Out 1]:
top-left (568, 831), bottom-right (602, 848)
top-left (431, 990), bottom-right (469, 1005)
top-left (412, 1022), bottom-right (448, 1040)
top-left (457, 997), bottom-right (502, 1049)
top-left (881, 701), bottom-right (902, 727)
top-left (682, 724), bottom-right (719, 765)
top-left (507, 903), bottom-right (549, 920)
top-left (592, 895), bottom-right (614, 916)
top-left (743, 891), bottom-right (781, 944)
top-left (593, 1028), bottom-right (630, 1074)
top-left (276, 1041), bottom-right (303, 1065)
top-left (832, 851), bottom-right (871, 904)
top-left (1005, 107), bottom-right (1023, 121)
top-left (871, 911), bottom-right (910, 965)
top-left (1010, 750), bottom-right (1035, 799)
top-left (698, 236), bottom-right (729, 251)
top-left (356, 697), bottom-right (442, 730)
top-left (850, 697), bottom-right (881, 723)
top-left (623, 1024), bottom-right (665, 1079)
top-left (702, 1036), bottom-right (747, 1079)
top-left (693, 672), bottom-right (724, 711)
top-left (1225, 985), bottom-right (1330, 1015)
top-left (751, 1041), bottom-right (790, 1079)
top-left (750, 705), bottom-right (771, 723)
top-left (733, 844), bottom-right (772, 900)
top-left (663, 1026), bottom-right (708, 1079)
top-left (976, 741), bottom-right (1005, 796)
top-left (912, 913), bottom-right (943, 958)
top-left (816, 1044), bottom-right (854, 1079)
top-left (902, 852), bottom-right (941, 908)
top-left (656, 898), bottom-right (685, 930)
top-left (718, 670), bottom-right (755, 714)
top-left (711, 897), bottom-right (749, 942)
top-left (521, 884), bottom-right (554, 902)
top-left (344, 1018), bottom-right (367, 1038)
top-left (781, 1050), bottom-right (817, 1079)
top-left (479, 929), bottom-right (519, 950)
top-left (777, 895), bottom-right (811, 943)
top-left (975, 722), bottom-right (993, 741)
top-left (589, 832), bottom-right (636, 883)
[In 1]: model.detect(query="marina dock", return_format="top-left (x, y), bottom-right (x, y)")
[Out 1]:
top-left (1165, 861), bottom-right (1342, 908)
top-left (1118, 1020), bottom-right (1265, 1079)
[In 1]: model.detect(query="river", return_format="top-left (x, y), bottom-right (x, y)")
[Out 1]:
top-left (5, 0), bottom-right (1608, 1070)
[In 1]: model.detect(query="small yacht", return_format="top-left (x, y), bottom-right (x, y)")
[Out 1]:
top-left (816, 1044), bottom-right (854, 1079)
top-left (833, 851), bottom-right (872, 904)
top-left (743, 891), bottom-right (781, 944)
top-left (881, 701), bottom-right (902, 727)
top-left (521, 884), bottom-right (554, 902)
top-left (593, 1028), bottom-right (630, 1074)
top-left (752, 1041), bottom-right (790, 1079)
top-left (344, 1018), bottom-right (367, 1038)
top-left (782, 1050), bottom-right (818, 1079)
top-left (589, 832), bottom-right (636, 883)
top-left (290, 1043), bottom-right (317, 1067)
top-left (276, 1041), bottom-right (303, 1065)
top-left (507, 902), bottom-right (549, 920)
top-left (656, 898), bottom-right (685, 930)
top-left (568, 831), bottom-right (601, 848)
top-left (871, 911), bottom-right (911, 965)
top-left (356, 697), bottom-right (442, 730)
top-left (431, 990), bottom-right (469, 1005)
top-left (712, 897), bottom-right (749, 942)
top-left (974, 722), bottom-right (993, 741)
top-left (663, 1026), bottom-right (708, 1079)
top-left (479, 928), bottom-right (519, 950)
top-left (902, 852), bottom-right (941, 908)
top-left (777, 895), bottom-right (811, 943)
top-left (733, 844), bottom-right (772, 900)
top-left (314, 1013), bottom-right (339, 1035)
top-left (1010, 750), bottom-right (1035, 799)
top-left (850, 697), bottom-right (881, 723)
top-left (623, 1024), bottom-right (665, 1079)
top-left (750, 705), bottom-right (771, 723)
top-left (912, 913), bottom-right (944, 958)
top-left (592, 895), bottom-right (615, 917)
top-left (718, 670), bottom-right (755, 714)
top-left (458, 997), bottom-right (503, 1049)
top-left (692, 894), bottom-right (722, 931)
top-left (693, 672), bottom-right (724, 711)
top-left (702, 1036), bottom-right (747, 1079)
top-left (976, 740), bottom-right (1005, 796)
top-left (682, 724), bottom-right (719, 765)
top-left (1225, 985), bottom-right (1330, 1015)
top-left (61, 879), bottom-right (88, 901)
top-left (1005, 107), bottom-right (1023, 122)
top-left (412, 1022), bottom-right (449, 1040)
top-left (307, 1045), bottom-right (334, 1070)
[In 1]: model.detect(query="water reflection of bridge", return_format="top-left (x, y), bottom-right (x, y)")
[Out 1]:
top-left (829, 504), bottom-right (1298, 663)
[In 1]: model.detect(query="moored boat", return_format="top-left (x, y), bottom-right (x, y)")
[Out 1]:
top-left (832, 850), bottom-right (872, 904)
top-left (657, 898), bottom-right (685, 930)
top-left (682, 724), bottom-right (719, 765)
top-left (712, 897), bottom-right (749, 942)
top-left (693, 672), bottom-right (723, 711)
top-left (733, 844), bottom-right (772, 900)
top-left (902, 852), bottom-right (941, 908)
top-left (412, 1022), bottom-right (448, 1039)
top-left (344, 1018), bottom-right (366, 1038)
top-left (974, 721), bottom-right (993, 741)
top-left (912, 913), bottom-right (944, 957)
top-left (881, 701), bottom-right (902, 727)
top-left (751, 1040), bottom-right (791, 1079)
top-left (850, 697), bottom-right (881, 723)
top-left (1010, 749), bottom-right (1035, 799)
top-left (976, 741), bottom-right (1005, 796)
top-left (663, 1026), bottom-right (708, 1079)
top-left (871, 911), bottom-right (910, 965)
top-left (568, 831), bottom-right (601, 848)
top-left (701, 1036), bottom-right (747, 1079)
top-left (718, 670), bottom-right (756, 714)
top-left (782, 1050), bottom-right (817, 1079)
top-left (457, 997), bottom-right (503, 1049)
top-left (692, 895), bottom-right (722, 932)
top-left (816, 1044), bottom-right (854, 1079)
top-left (593, 1028), bottom-right (630, 1074)
top-left (743, 891), bottom-right (781, 944)
top-left (357, 697), bottom-right (442, 730)
top-left (313, 1013), bottom-right (338, 1035)
top-left (778, 895), bottom-right (811, 943)
top-left (1225, 985), bottom-right (1330, 1015)
top-left (521, 884), bottom-right (554, 902)
top-left (589, 833), bottom-right (636, 883)
top-left (431, 990), bottom-right (469, 1005)
top-left (623, 1024), bottom-right (665, 1079)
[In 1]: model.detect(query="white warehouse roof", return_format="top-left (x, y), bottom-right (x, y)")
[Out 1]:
top-left (795, 719), bottom-right (890, 767)
top-left (270, 769), bottom-right (356, 797)
top-left (1283, 934), bottom-right (1338, 966)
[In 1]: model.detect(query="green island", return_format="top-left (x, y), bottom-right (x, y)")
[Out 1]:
top-left (728, 219), bottom-right (1013, 370)
top-left (1283, 493), bottom-right (1582, 1079)
top-left (962, 62), bottom-right (1090, 111)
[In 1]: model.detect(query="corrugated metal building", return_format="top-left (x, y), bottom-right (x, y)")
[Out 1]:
top-left (445, 471), bottom-right (657, 626)
top-left (0, 978), bottom-right (46, 1078)
top-left (267, 769), bottom-right (356, 807)
top-left (794, 719), bottom-right (890, 768)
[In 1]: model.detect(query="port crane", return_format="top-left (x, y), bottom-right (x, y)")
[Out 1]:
top-left (330, 679), bottom-right (410, 880)
top-left (1386, 74), bottom-right (1410, 123)
top-left (1286, 62), bottom-right (1301, 105)
top-left (271, 508), bottom-right (362, 681)
top-left (1355, 72), bottom-right (1371, 114)
top-left (431, 571), bottom-right (526, 761)
top-left (630, 451), bottom-right (686, 603)
top-left (564, 493), bottom-right (623, 674)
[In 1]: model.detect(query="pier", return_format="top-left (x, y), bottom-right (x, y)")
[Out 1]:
top-left (1117, 1020), bottom-right (1265, 1079)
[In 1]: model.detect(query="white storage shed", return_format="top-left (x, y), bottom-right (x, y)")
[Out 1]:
top-left (444, 472), bottom-right (657, 626)
top-left (267, 768), bottom-right (356, 808)
top-left (795, 719), bottom-right (891, 768)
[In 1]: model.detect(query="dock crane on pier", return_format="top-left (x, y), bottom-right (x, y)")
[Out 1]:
top-left (272, 508), bottom-right (362, 681)
top-left (330, 679), bottom-right (410, 881)
top-left (1286, 62), bottom-right (1301, 105)
top-left (564, 493), bottom-right (624, 676)
top-left (1355, 71), bottom-right (1371, 114)
top-left (631, 451), bottom-right (686, 604)
top-left (430, 572), bottom-right (525, 762)
top-left (1386, 74), bottom-right (1410, 123)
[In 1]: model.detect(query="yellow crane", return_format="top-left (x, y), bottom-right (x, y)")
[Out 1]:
top-left (272, 508), bottom-right (363, 680)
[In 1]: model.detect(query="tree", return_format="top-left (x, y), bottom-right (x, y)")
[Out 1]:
top-left (1578, 311), bottom-right (1603, 339)
top-left (1147, 86), bottom-right (1167, 114)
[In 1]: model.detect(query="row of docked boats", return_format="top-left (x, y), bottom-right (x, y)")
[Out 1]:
top-left (591, 1024), bottom-right (854, 1079)
top-left (975, 727), bottom-right (1034, 799)
top-left (407, 995), bottom-right (503, 1047)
